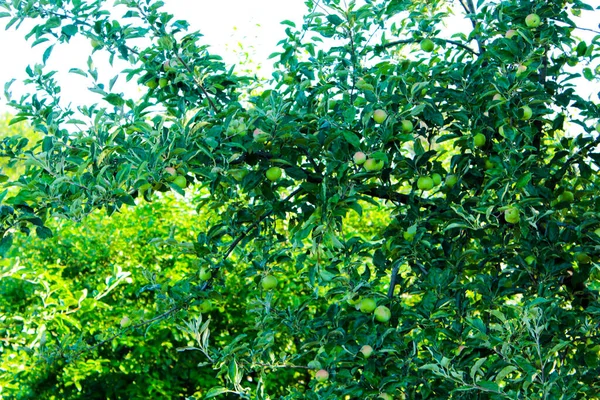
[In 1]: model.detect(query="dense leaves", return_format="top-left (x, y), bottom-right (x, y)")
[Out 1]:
top-left (1, 0), bottom-right (600, 398)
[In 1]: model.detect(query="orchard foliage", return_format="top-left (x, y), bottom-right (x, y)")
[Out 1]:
top-left (1, 0), bottom-right (600, 398)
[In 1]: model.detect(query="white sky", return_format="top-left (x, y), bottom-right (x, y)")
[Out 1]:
top-left (0, 1), bottom-right (598, 116)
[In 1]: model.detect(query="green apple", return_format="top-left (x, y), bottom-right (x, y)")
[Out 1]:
top-left (253, 128), bottom-right (270, 143)
top-left (378, 394), bottom-right (393, 400)
top-left (594, 227), bottom-right (600, 236)
top-left (158, 77), bottom-right (169, 88)
top-left (173, 175), bottom-right (187, 188)
top-left (359, 298), bottom-right (377, 313)
top-left (525, 255), bottom-right (536, 265)
top-left (360, 345), bottom-right (373, 358)
top-left (525, 13), bottom-right (541, 28)
top-left (266, 166), bottom-right (282, 182)
top-left (315, 369), bottom-right (329, 382)
top-left (353, 151), bottom-right (367, 165)
top-left (261, 275), bottom-right (278, 290)
top-left (520, 105), bottom-right (533, 120)
top-left (417, 176), bottom-right (434, 191)
top-left (199, 267), bottom-right (212, 281)
top-left (364, 158), bottom-right (384, 172)
top-left (373, 109), bottom-right (388, 124)
top-left (403, 230), bottom-right (415, 241)
top-left (504, 207), bottom-right (520, 224)
top-left (505, 29), bottom-right (518, 39)
top-left (596, 123), bottom-right (600, 133)
top-left (473, 133), bottom-right (486, 148)
top-left (431, 173), bottom-right (442, 186)
top-left (484, 159), bottom-right (495, 170)
top-left (576, 252), bottom-right (591, 264)
top-left (164, 167), bottom-right (177, 181)
top-left (401, 119), bottom-right (414, 133)
top-left (307, 360), bottom-right (322, 370)
top-left (356, 79), bottom-right (375, 91)
top-left (558, 191), bottom-right (574, 203)
top-left (445, 174), bottom-right (458, 188)
top-left (420, 39), bottom-right (434, 52)
top-left (199, 300), bottom-right (212, 313)
top-left (374, 305), bottom-right (391, 323)
top-left (145, 79), bottom-right (158, 89)
top-left (120, 316), bottom-right (130, 327)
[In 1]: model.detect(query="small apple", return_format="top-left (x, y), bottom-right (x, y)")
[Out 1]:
top-left (417, 176), bottom-right (434, 191)
top-left (307, 360), bottom-right (322, 370)
top-left (359, 298), bottom-right (377, 313)
top-left (158, 77), bottom-right (169, 88)
top-left (445, 174), bottom-right (458, 188)
top-left (594, 227), bottom-right (600, 236)
top-left (525, 13), bottom-right (541, 28)
top-left (364, 158), bottom-right (384, 172)
top-left (374, 305), bottom-right (391, 323)
top-left (261, 275), bottom-right (278, 290)
top-left (400, 119), bottom-right (414, 133)
top-left (353, 151), bottom-right (367, 165)
top-left (505, 29), bottom-right (518, 39)
top-left (403, 230), bottom-right (415, 241)
top-left (164, 167), bottom-right (177, 181)
top-left (516, 64), bottom-right (527, 76)
top-left (484, 159), bottom-right (495, 170)
top-left (378, 394), bottom-right (393, 400)
top-left (199, 300), bottom-right (212, 313)
top-left (575, 252), bottom-right (591, 264)
top-left (253, 129), bottom-right (270, 143)
top-left (145, 79), bottom-right (158, 89)
top-left (120, 316), bottom-right (130, 327)
top-left (558, 191), bottom-right (574, 203)
top-left (360, 345), bottom-right (373, 358)
top-left (596, 123), bottom-right (600, 133)
top-left (266, 166), bottom-right (282, 182)
top-left (373, 109), bottom-right (388, 124)
top-left (504, 207), bottom-right (520, 224)
top-left (525, 255), bottom-right (536, 265)
top-left (173, 175), bottom-right (187, 188)
top-left (315, 369), bottom-right (329, 382)
top-left (473, 133), bottom-right (486, 148)
top-left (431, 173), bottom-right (442, 186)
top-left (199, 267), bottom-right (212, 281)
top-left (420, 39), bottom-right (434, 52)
top-left (520, 105), bottom-right (533, 120)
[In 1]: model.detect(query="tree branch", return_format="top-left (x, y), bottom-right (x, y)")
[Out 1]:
top-left (378, 37), bottom-right (479, 56)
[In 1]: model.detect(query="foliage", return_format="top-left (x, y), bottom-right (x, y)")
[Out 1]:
top-left (1, 0), bottom-right (600, 398)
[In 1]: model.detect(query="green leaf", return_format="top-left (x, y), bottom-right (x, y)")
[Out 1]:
top-left (0, 234), bottom-right (13, 257)
top-left (205, 387), bottom-right (231, 398)
top-left (326, 14), bottom-right (344, 26)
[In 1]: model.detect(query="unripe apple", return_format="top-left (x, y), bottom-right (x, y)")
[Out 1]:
top-left (199, 300), bottom-right (212, 313)
top-left (378, 394), bottom-right (393, 400)
top-left (173, 175), bottom-right (187, 188)
top-left (525, 13), bottom-right (541, 28)
top-left (558, 191), bottom-right (574, 203)
top-left (145, 79), bottom-right (158, 89)
top-left (364, 158), bottom-right (384, 172)
top-left (400, 119), bottom-right (414, 133)
top-left (516, 64), bottom-right (527, 76)
top-left (420, 39), bottom-right (434, 52)
top-left (520, 105), bottom-right (533, 120)
top-left (417, 176), bottom-right (434, 191)
top-left (164, 167), bottom-right (177, 181)
top-left (261, 275), bottom-right (278, 290)
top-left (596, 123), bottom-right (600, 133)
top-left (575, 252), bottom-right (591, 264)
top-left (360, 345), bottom-right (374, 358)
top-left (253, 128), bottom-right (270, 143)
top-left (505, 29), bottom-right (518, 39)
top-left (359, 298), bottom-right (377, 313)
top-left (473, 133), bottom-right (486, 148)
top-left (353, 151), bottom-right (367, 165)
top-left (315, 369), bottom-right (329, 382)
top-left (431, 173), bottom-right (442, 186)
top-left (403, 230), bottom-right (415, 241)
top-left (445, 174), bottom-right (458, 188)
top-left (266, 166), bottom-right (282, 182)
top-left (373, 109), bottom-right (388, 124)
top-left (374, 305), bottom-right (391, 323)
top-left (199, 267), bottom-right (212, 281)
top-left (525, 255), bottom-right (536, 265)
top-left (504, 207), bottom-right (520, 224)
top-left (484, 159), bottom-right (495, 170)
top-left (158, 77), bottom-right (169, 88)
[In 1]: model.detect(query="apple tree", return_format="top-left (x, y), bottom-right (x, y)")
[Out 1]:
top-left (1, 0), bottom-right (600, 398)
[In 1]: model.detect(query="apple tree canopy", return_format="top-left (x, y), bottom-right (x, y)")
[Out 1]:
top-left (0, 0), bottom-right (600, 398)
